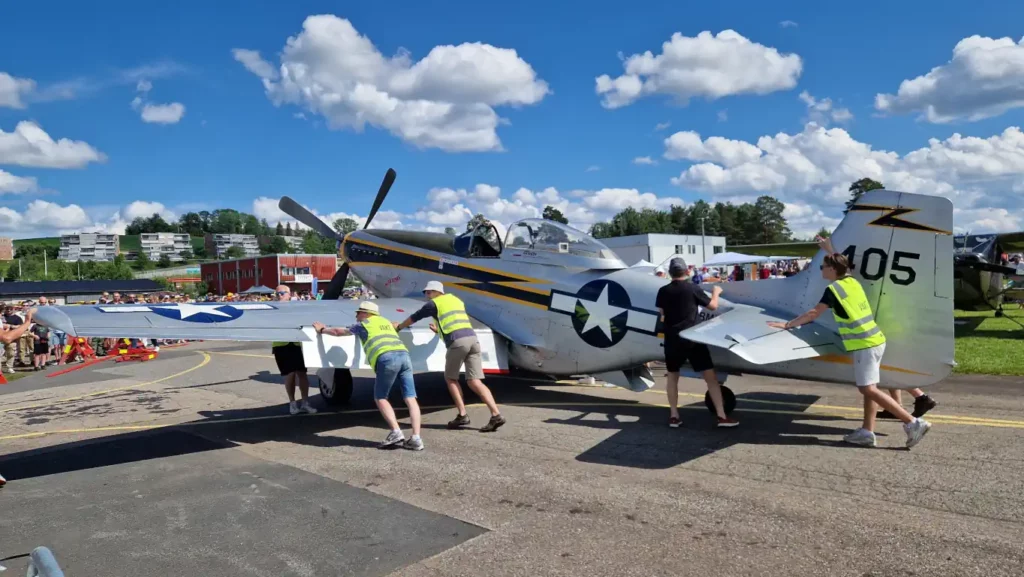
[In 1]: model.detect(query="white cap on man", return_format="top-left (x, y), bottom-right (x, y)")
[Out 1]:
top-left (423, 280), bottom-right (445, 294)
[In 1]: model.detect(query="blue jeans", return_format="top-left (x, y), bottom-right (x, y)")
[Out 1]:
top-left (373, 351), bottom-right (416, 401)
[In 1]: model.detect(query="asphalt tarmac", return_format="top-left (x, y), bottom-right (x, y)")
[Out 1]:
top-left (1, 341), bottom-right (1023, 576)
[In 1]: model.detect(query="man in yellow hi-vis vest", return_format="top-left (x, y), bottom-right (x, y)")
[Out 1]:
top-left (768, 236), bottom-right (932, 448)
top-left (394, 280), bottom-right (505, 432)
top-left (271, 285), bottom-right (317, 416)
top-left (313, 301), bottom-right (423, 450)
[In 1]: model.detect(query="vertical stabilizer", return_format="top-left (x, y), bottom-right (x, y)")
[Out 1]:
top-left (824, 190), bottom-right (955, 385)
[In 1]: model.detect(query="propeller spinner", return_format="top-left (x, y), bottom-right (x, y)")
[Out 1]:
top-left (277, 168), bottom-right (397, 299)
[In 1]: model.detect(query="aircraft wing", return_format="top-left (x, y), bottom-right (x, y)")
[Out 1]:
top-left (31, 298), bottom-right (440, 342)
top-left (679, 304), bottom-right (843, 365)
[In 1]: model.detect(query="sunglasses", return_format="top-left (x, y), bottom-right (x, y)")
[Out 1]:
top-left (276, 291), bottom-right (289, 296)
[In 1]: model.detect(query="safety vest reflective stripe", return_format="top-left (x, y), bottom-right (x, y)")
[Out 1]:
top-left (360, 316), bottom-right (407, 369)
top-left (272, 341), bottom-right (296, 347)
top-left (828, 277), bottom-right (886, 352)
top-left (433, 294), bottom-right (473, 336)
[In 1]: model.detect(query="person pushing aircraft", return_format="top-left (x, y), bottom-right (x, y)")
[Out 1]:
top-left (313, 302), bottom-right (424, 450)
top-left (768, 236), bottom-right (932, 448)
top-left (393, 281), bottom-right (506, 433)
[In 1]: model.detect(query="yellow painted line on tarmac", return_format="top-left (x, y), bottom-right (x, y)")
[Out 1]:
top-left (561, 380), bottom-right (1024, 428)
top-left (6, 395), bottom-right (1024, 443)
top-left (207, 351), bottom-right (274, 359)
top-left (0, 351), bottom-right (212, 414)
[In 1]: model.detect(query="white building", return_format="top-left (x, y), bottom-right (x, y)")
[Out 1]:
top-left (140, 233), bottom-right (192, 262)
top-left (58, 233), bottom-right (120, 262)
top-left (211, 233), bottom-right (260, 258)
top-left (283, 236), bottom-right (303, 250)
top-left (601, 233), bottom-right (727, 268)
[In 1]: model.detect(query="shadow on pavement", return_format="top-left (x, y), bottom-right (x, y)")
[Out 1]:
top-left (0, 374), bottom-right (866, 480)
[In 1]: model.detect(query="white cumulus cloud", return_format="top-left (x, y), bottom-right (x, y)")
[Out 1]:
top-left (595, 30), bottom-right (802, 109)
top-left (140, 102), bottom-right (185, 124)
top-left (665, 121), bottom-right (1024, 234)
top-left (0, 72), bottom-right (36, 109)
top-left (799, 90), bottom-right (852, 125)
top-left (0, 121), bottom-right (106, 168)
top-left (0, 170), bottom-right (38, 194)
top-left (633, 156), bottom-right (656, 165)
top-left (876, 35), bottom-right (1024, 123)
top-left (233, 15), bottom-right (550, 152)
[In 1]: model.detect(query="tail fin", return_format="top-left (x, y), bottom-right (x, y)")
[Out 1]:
top-left (829, 190), bottom-right (955, 385)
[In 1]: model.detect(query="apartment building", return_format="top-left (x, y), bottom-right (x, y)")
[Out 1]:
top-left (58, 233), bottom-right (120, 262)
top-left (206, 233), bottom-right (260, 259)
top-left (140, 232), bottom-right (192, 262)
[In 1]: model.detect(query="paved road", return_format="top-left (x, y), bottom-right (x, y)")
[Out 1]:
top-left (1, 342), bottom-right (1022, 576)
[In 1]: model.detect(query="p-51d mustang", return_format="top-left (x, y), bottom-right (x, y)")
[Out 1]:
top-left (34, 169), bottom-right (956, 414)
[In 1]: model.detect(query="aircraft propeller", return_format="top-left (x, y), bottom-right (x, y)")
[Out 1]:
top-left (278, 168), bottom-right (397, 299)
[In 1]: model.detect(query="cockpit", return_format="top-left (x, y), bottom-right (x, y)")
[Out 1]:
top-left (502, 218), bottom-right (622, 262)
top-left (453, 222), bottom-right (503, 258)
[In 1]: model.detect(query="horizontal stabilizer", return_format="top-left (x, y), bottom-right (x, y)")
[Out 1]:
top-left (680, 305), bottom-right (844, 365)
top-left (302, 326), bottom-right (509, 373)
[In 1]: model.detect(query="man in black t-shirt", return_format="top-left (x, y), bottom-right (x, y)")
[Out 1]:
top-left (655, 258), bottom-right (738, 428)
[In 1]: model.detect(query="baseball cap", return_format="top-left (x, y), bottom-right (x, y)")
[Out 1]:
top-left (668, 257), bottom-right (688, 275)
top-left (423, 280), bottom-right (445, 294)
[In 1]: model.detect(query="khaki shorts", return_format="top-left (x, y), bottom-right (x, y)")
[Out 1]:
top-left (445, 337), bottom-right (484, 381)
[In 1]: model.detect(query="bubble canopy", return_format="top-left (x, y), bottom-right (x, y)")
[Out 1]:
top-left (504, 219), bottom-right (623, 261)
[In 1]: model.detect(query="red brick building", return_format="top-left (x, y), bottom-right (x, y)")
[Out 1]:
top-left (200, 254), bottom-right (338, 296)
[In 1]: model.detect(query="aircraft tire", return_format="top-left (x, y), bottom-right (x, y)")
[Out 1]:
top-left (704, 385), bottom-right (736, 416)
top-left (317, 368), bottom-right (354, 406)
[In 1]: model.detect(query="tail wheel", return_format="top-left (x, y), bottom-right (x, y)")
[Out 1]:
top-left (705, 385), bottom-right (736, 416)
top-left (317, 368), bottom-right (353, 406)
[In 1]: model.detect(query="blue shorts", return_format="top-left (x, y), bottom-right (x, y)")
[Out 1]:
top-left (373, 351), bottom-right (417, 401)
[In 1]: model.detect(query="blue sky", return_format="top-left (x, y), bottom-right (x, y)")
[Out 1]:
top-left (2, 0), bottom-right (1024, 239)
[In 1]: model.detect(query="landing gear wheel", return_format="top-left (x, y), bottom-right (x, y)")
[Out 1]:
top-left (995, 308), bottom-right (1005, 318)
top-left (705, 385), bottom-right (736, 416)
top-left (318, 368), bottom-right (353, 406)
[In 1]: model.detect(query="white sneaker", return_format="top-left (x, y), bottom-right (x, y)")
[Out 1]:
top-left (299, 401), bottom-right (317, 414)
top-left (843, 427), bottom-right (877, 447)
top-left (289, 402), bottom-right (300, 415)
top-left (904, 418), bottom-right (931, 448)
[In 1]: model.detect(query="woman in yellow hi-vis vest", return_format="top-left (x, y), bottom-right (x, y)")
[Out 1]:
top-left (768, 236), bottom-right (932, 449)
top-left (313, 301), bottom-right (424, 451)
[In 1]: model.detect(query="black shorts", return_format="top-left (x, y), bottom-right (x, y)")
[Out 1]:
top-left (664, 336), bottom-right (714, 373)
top-left (272, 343), bottom-right (307, 376)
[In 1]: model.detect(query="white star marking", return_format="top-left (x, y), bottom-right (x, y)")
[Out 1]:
top-left (578, 285), bottom-right (625, 340)
top-left (165, 303), bottom-right (232, 319)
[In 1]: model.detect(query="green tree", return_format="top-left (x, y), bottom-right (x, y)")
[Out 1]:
top-left (846, 178), bottom-right (884, 214)
top-left (332, 217), bottom-right (358, 236)
top-left (179, 212), bottom-right (206, 236)
top-left (753, 195), bottom-right (792, 244)
top-left (179, 249), bottom-right (193, 260)
top-left (466, 214), bottom-right (488, 232)
top-left (224, 245), bottom-right (245, 259)
top-left (816, 226), bottom-right (832, 239)
top-left (444, 227), bottom-right (456, 235)
top-left (285, 222), bottom-right (293, 237)
top-left (542, 206), bottom-right (569, 224)
top-left (260, 218), bottom-right (273, 236)
top-left (157, 254), bottom-right (173, 268)
top-left (275, 222), bottom-right (285, 235)
top-left (267, 236), bottom-right (291, 254)
top-left (134, 251), bottom-right (155, 271)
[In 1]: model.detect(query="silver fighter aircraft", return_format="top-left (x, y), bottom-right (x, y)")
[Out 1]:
top-left (34, 170), bottom-right (956, 414)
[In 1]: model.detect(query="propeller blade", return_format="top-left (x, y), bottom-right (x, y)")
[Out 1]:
top-left (278, 196), bottom-right (340, 240)
top-left (363, 168), bottom-right (397, 229)
top-left (322, 262), bottom-right (350, 300)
